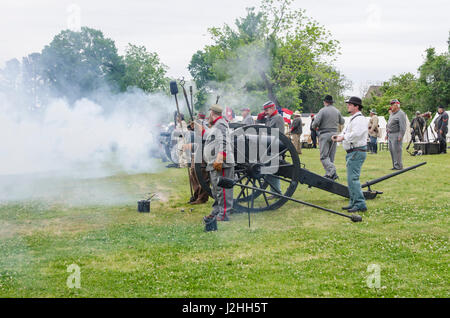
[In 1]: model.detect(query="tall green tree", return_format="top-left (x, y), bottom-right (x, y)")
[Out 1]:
top-left (39, 27), bottom-right (124, 102)
top-left (188, 0), bottom-right (346, 112)
top-left (363, 40), bottom-right (449, 119)
top-left (120, 44), bottom-right (169, 93)
top-left (418, 47), bottom-right (450, 108)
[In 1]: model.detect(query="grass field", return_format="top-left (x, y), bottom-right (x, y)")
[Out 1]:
top-left (0, 146), bottom-right (449, 298)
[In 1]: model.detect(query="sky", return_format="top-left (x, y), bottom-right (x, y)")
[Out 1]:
top-left (0, 0), bottom-right (448, 96)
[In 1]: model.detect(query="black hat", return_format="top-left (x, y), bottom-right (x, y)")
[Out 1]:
top-left (438, 105), bottom-right (445, 109)
top-left (323, 95), bottom-right (334, 104)
top-left (345, 96), bottom-right (363, 108)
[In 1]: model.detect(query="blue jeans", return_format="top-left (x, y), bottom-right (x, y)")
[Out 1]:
top-left (346, 150), bottom-right (367, 209)
top-left (369, 136), bottom-right (377, 153)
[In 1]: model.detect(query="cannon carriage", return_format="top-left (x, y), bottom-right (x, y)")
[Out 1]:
top-left (194, 123), bottom-right (426, 220)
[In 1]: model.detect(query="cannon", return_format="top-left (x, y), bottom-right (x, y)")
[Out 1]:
top-left (194, 124), bottom-right (426, 222)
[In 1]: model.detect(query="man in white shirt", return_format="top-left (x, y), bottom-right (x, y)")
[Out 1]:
top-left (332, 96), bottom-right (368, 213)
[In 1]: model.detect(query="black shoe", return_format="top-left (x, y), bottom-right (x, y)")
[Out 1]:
top-left (348, 207), bottom-right (367, 213)
top-left (325, 173), bottom-right (339, 181)
top-left (342, 205), bottom-right (353, 210)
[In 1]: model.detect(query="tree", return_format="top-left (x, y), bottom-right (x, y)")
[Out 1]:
top-left (39, 27), bottom-right (124, 102)
top-left (120, 44), bottom-right (169, 93)
top-left (188, 0), bottom-right (345, 112)
top-left (418, 47), bottom-right (450, 109)
top-left (363, 42), bottom-right (449, 119)
top-left (0, 58), bottom-right (21, 92)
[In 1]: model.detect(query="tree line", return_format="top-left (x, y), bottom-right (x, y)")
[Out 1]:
top-left (0, 27), bottom-right (169, 109)
top-left (363, 39), bottom-right (449, 119)
top-left (1, 0), bottom-right (448, 120)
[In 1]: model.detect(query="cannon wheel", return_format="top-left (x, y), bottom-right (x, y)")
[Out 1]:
top-left (194, 124), bottom-right (300, 213)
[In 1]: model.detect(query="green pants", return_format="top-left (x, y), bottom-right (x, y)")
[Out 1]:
top-left (346, 150), bottom-right (367, 209)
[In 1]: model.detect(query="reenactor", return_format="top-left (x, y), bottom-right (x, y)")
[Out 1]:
top-left (310, 114), bottom-right (317, 148)
top-left (311, 95), bottom-right (345, 180)
top-left (203, 104), bottom-right (235, 222)
top-left (368, 109), bottom-right (379, 154)
top-left (435, 105), bottom-right (448, 154)
top-left (386, 99), bottom-right (407, 170)
top-left (263, 101), bottom-right (285, 195)
top-left (332, 96), bottom-right (368, 213)
top-left (185, 116), bottom-right (210, 205)
top-left (241, 107), bottom-right (255, 125)
top-left (410, 111), bottom-right (426, 142)
top-left (263, 101), bottom-right (285, 132)
top-left (290, 111), bottom-right (303, 154)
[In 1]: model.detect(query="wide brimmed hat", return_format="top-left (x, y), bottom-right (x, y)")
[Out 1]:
top-left (323, 95), bottom-right (334, 103)
top-left (345, 96), bottom-right (363, 107)
top-left (209, 104), bottom-right (223, 113)
top-left (294, 111), bottom-right (301, 116)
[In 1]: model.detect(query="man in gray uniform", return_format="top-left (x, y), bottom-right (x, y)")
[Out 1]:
top-left (311, 95), bottom-right (345, 180)
top-left (203, 104), bottom-right (235, 221)
top-left (290, 111), bottom-right (303, 154)
top-left (263, 101), bottom-right (285, 195)
top-left (435, 105), bottom-right (448, 154)
top-left (241, 107), bottom-right (255, 125)
top-left (386, 99), bottom-right (407, 170)
top-left (263, 101), bottom-right (285, 132)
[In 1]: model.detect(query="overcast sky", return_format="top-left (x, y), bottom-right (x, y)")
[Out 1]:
top-left (0, 0), bottom-right (448, 96)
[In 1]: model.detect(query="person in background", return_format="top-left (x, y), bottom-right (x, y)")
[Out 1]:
top-left (311, 95), bottom-right (345, 180)
top-left (290, 111), bottom-right (303, 154)
top-left (310, 114), bottom-right (317, 148)
top-left (435, 105), bottom-right (448, 154)
top-left (410, 111), bottom-right (426, 142)
top-left (368, 109), bottom-right (379, 154)
top-left (386, 99), bottom-right (407, 170)
top-left (332, 96), bottom-right (368, 213)
top-left (241, 107), bottom-right (255, 125)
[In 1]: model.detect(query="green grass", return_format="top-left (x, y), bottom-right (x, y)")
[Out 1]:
top-left (0, 147), bottom-right (448, 297)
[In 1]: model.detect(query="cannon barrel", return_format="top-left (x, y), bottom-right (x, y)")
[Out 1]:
top-left (361, 162), bottom-right (427, 189)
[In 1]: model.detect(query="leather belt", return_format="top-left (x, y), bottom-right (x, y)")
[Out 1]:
top-left (346, 147), bottom-right (367, 154)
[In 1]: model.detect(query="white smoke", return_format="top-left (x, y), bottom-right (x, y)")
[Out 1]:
top-left (0, 88), bottom-right (175, 203)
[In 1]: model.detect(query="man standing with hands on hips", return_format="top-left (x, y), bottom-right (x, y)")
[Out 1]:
top-left (332, 96), bottom-right (368, 213)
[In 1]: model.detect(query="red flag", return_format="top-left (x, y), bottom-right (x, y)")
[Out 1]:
top-left (282, 108), bottom-right (293, 124)
top-left (224, 106), bottom-right (235, 122)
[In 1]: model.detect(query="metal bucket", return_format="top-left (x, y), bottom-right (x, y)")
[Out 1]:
top-left (203, 216), bottom-right (217, 232)
top-left (138, 200), bottom-right (150, 213)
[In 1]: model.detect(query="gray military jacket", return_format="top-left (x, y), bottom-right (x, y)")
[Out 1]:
top-left (266, 111), bottom-right (285, 134)
top-left (242, 114), bottom-right (255, 126)
top-left (290, 117), bottom-right (303, 134)
top-left (311, 105), bottom-right (345, 134)
top-left (387, 109), bottom-right (407, 138)
top-left (203, 117), bottom-right (235, 171)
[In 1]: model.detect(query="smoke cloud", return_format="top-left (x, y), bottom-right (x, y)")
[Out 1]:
top-left (0, 88), bottom-right (175, 204)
